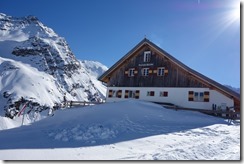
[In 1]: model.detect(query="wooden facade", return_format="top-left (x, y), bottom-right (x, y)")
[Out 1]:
top-left (99, 38), bottom-right (240, 110)
top-left (107, 45), bottom-right (208, 88)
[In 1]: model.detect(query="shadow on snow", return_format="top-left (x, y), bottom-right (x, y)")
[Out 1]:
top-left (0, 100), bottom-right (232, 149)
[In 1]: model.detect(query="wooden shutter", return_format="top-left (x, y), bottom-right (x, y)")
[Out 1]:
top-left (125, 90), bottom-right (129, 98)
top-left (125, 70), bottom-right (129, 78)
top-left (152, 67), bottom-right (157, 76)
top-left (117, 90), bottom-right (122, 98)
top-left (135, 90), bottom-right (140, 99)
top-left (164, 69), bottom-right (168, 76)
top-left (204, 91), bottom-right (209, 102)
top-left (188, 91), bottom-right (194, 101)
top-left (134, 67), bottom-right (138, 75)
top-left (108, 90), bottom-right (113, 98)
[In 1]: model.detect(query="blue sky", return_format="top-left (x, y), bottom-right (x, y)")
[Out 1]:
top-left (0, 0), bottom-right (241, 87)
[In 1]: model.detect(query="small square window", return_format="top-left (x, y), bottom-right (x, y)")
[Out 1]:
top-left (160, 91), bottom-right (168, 97)
top-left (157, 67), bottom-right (165, 76)
top-left (147, 91), bottom-right (154, 96)
top-left (142, 68), bottom-right (149, 76)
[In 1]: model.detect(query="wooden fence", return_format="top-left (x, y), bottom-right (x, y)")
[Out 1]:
top-left (59, 100), bottom-right (240, 120)
top-left (162, 105), bottom-right (240, 119)
top-left (62, 101), bottom-right (104, 108)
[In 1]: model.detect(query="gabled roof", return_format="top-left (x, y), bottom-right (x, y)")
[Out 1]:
top-left (98, 38), bottom-right (240, 101)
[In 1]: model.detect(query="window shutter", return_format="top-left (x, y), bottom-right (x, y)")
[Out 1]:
top-left (204, 91), bottom-right (209, 102)
top-left (117, 90), bottom-right (122, 98)
top-left (135, 90), bottom-right (140, 99)
top-left (125, 90), bottom-right (129, 98)
top-left (134, 67), bottom-right (138, 75)
top-left (188, 91), bottom-right (194, 101)
top-left (108, 90), bottom-right (113, 98)
top-left (164, 69), bottom-right (168, 75)
top-left (151, 67), bottom-right (157, 76)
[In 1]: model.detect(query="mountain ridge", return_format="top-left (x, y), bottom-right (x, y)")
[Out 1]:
top-left (0, 13), bottom-right (107, 118)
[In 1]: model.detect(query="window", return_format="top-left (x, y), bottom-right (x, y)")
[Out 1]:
top-left (144, 51), bottom-right (151, 62)
top-left (128, 91), bottom-right (135, 98)
top-left (199, 92), bottom-right (204, 101)
top-left (125, 90), bottom-right (140, 99)
top-left (194, 92), bottom-right (199, 101)
top-left (194, 92), bottom-right (204, 101)
top-left (142, 68), bottom-right (149, 76)
top-left (157, 67), bottom-right (165, 76)
top-left (108, 90), bottom-right (122, 98)
top-left (128, 68), bottom-right (135, 77)
top-left (189, 91), bottom-right (208, 102)
top-left (147, 91), bottom-right (155, 96)
top-left (112, 90), bottom-right (116, 97)
top-left (160, 91), bottom-right (168, 97)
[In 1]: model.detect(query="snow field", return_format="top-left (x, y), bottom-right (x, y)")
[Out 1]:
top-left (0, 100), bottom-right (240, 160)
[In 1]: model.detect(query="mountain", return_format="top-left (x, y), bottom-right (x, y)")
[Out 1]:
top-left (0, 13), bottom-right (107, 118)
top-left (224, 85), bottom-right (240, 94)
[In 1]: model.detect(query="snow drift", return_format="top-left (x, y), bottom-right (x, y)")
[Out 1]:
top-left (0, 100), bottom-right (240, 160)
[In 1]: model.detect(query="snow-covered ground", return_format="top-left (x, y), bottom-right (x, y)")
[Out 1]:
top-left (0, 100), bottom-right (240, 160)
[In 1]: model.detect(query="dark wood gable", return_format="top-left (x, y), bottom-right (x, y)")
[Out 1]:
top-left (103, 41), bottom-right (208, 88)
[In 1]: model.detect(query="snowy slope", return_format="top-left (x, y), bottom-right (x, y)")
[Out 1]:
top-left (0, 13), bottom-right (107, 118)
top-left (79, 60), bottom-right (108, 99)
top-left (0, 100), bottom-right (240, 160)
top-left (80, 60), bottom-right (108, 78)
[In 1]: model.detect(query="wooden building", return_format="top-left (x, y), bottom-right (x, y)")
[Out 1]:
top-left (98, 38), bottom-right (240, 111)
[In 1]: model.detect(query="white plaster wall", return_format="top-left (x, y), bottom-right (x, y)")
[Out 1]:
top-left (106, 87), bottom-right (234, 110)
top-left (209, 90), bottom-right (234, 110)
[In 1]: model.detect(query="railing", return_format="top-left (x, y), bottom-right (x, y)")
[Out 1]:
top-left (62, 100), bottom-right (104, 108)
top-left (162, 105), bottom-right (240, 119)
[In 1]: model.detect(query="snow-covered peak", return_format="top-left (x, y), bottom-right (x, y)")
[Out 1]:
top-left (0, 13), bottom-right (107, 118)
top-left (80, 60), bottom-right (108, 78)
top-left (0, 12), bottom-right (58, 42)
top-left (0, 13), bottom-right (8, 19)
